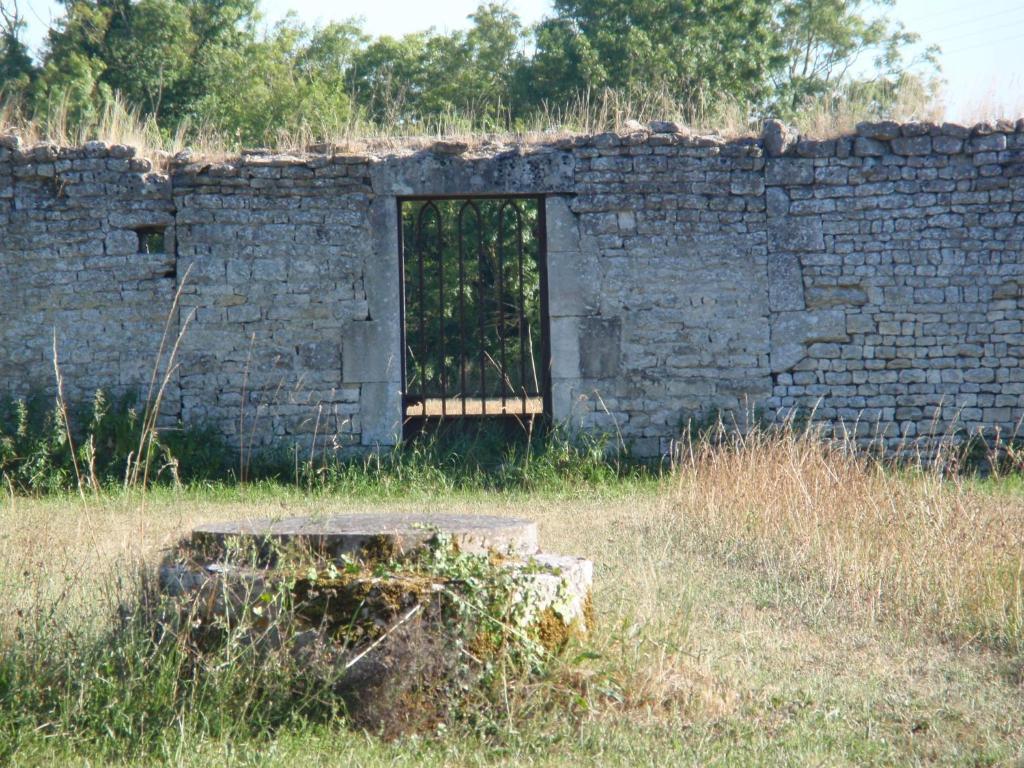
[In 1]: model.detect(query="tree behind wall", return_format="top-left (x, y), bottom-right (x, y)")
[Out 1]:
top-left (2, 0), bottom-right (939, 144)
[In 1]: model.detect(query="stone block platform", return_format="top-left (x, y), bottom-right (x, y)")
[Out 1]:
top-left (189, 513), bottom-right (541, 560)
top-left (157, 513), bottom-right (593, 732)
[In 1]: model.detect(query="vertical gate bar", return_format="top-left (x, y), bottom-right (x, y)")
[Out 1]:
top-left (437, 207), bottom-right (446, 418)
top-left (497, 202), bottom-right (508, 411)
top-left (477, 204), bottom-right (487, 415)
top-left (457, 203), bottom-right (469, 416)
top-left (415, 205), bottom-right (427, 414)
top-left (516, 202), bottom-right (527, 413)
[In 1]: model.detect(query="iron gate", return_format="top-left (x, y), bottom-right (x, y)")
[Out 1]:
top-left (398, 196), bottom-right (549, 421)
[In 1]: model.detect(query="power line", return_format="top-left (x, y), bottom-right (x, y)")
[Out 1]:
top-left (942, 29), bottom-right (1024, 55)
top-left (927, 18), bottom-right (1024, 47)
top-left (915, 4), bottom-right (1024, 35)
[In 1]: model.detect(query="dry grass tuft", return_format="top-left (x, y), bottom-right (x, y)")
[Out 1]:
top-left (2, 82), bottom-right (984, 163)
top-left (670, 425), bottom-right (1024, 652)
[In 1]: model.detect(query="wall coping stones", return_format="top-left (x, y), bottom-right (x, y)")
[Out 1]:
top-left (4, 118), bottom-right (1019, 174)
top-left (6, 119), bottom-right (1022, 172)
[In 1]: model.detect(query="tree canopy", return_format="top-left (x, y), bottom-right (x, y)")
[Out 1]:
top-left (0, 0), bottom-right (938, 145)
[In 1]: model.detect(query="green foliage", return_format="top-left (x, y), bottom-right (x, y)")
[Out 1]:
top-left (194, 16), bottom-right (360, 144)
top-left (770, 0), bottom-right (939, 119)
top-left (0, 390), bottom-right (231, 493)
top-left (0, 572), bottom-right (343, 763)
top-left (0, 389), bottom-right (655, 495)
top-left (297, 420), bottom-right (653, 497)
top-left (349, 4), bottom-right (526, 128)
top-left (0, 530), bottom-right (574, 759)
top-left (0, 2), bottom-right (36, 98)
top-left (530, 0), bottom-right (782, 111)
top-left (3, 0), bottom-right (937, 145)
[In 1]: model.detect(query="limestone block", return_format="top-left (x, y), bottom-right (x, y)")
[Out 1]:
top-left (359, 381), bottom-right (401, 446)
top-left (805, 285), bottom-right (868, 308)
top-left (730, 173), bottom-right (765, 196)
top-left (769, 216), bottom-right (824, 252)
top-left (891, 136), bottom-right (932, 155)
top-left (342, 320), bottom-right (397, 384)
top-left (648, 120), bottom-right (683, 134)
top-left (853, 137), bottom-right (887, 156)
top-left (549, 316), bottom-right (581, 380)
top-left (545, 195), bottom-right (580, 252)
top-left (762, 119), bottom-right (798, 157)
top-left (765, 158), bottom-right (814, 186)
top-left (579, 317), bottom-right (622, 379)
top-left (933, 136), bottom-right (963, 154)
top-left (771, 309), bottom-right (849, 373)
top-left (796, 139), bottom-right (836, 158)
top-left (969, 134), bottom-right (1007, 152)
top-left (856, 121), bottom-right (901, 140)
top-left (766, 187), bottom-right (790, 216)
top-left (105, 229), bottom-right (140, 256)
top-left (768, 252), bottom-right (805, 311)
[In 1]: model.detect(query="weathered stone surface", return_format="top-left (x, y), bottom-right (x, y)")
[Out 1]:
top-left (4, 118), bottom-right (1024, 456)
top-left (770, 216), bottom-right (824, 251)
top-left (856, 121), bottom-right (901, 140)
top-left (160, 514), bottom-right (594, 737)
top-left (771, 309), bottom-right (848, 372)
top-left (430, 140), bottom-right (469, 155)
top-left (648, 120), bottom-right (683, 134)
top-left (853, 136), bottom-right (887, 156)
top-left (191, 513), bottom-right (540, 558)
top-left (762, 119), bottom-right (798, 156)
top-left (805, 285), bottom-right (868, 308)
top-left (579, 317), bottom-right (622, 379)
top-left (768, 252), bottom-right (805, 311)
top-left (766, 158), bottom-right (814, 185)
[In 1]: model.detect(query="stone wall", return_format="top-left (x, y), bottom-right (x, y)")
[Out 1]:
top-left (764, 121), bottom-right (1024, 446)
top-left (0, 138), bottom-right (176, 406)
top-left (1, 118), bottom-right (1022, 455)
top-left (172, 153), bottom-right (374, 448)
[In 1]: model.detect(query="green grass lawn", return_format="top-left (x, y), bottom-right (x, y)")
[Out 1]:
top-left (2, 434), bottom-right (1022, 766)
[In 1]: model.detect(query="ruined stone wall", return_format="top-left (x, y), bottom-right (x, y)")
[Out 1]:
top-left (1, 119), bottom-right (1022, 455)
top-left (551, 134), bottom-right (771, 456)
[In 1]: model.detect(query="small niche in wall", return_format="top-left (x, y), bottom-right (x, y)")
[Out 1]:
top-left (135, 226), bottom-right (166, 254)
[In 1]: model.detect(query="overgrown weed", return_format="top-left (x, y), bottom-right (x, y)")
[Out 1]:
top-left (670, 420), bottom-right (1024, 656)
top-left (0, 81), bottom-right (958, 161)
top-left (1, 396), bottom-right (657, 498)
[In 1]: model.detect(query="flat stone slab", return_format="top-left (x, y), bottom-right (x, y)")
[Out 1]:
top-left (190, 513), bottom-right (539, 558)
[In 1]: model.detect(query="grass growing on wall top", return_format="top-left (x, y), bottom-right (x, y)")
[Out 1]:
top-left (0, 82), bottom-right (950, 162)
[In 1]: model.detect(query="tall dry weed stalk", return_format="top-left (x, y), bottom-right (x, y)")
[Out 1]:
top-left (50, 330), bottom-right (86, 498)
top-left (671, 423), bottom-right (1024, 652)
top-left (0, 93), bottom-right (194, 159)
top-left (127, 265), bottom-right (195, 494)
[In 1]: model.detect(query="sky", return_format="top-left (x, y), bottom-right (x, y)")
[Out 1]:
top-left (19, 0), bottom-right (1024, 122)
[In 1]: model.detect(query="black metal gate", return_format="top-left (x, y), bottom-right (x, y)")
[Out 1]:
top-left (398, 196), bottom-right (549, 422)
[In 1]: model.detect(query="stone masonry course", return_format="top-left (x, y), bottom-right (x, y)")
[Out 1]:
top-left (2, 118), bottom-right (1022, 455)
